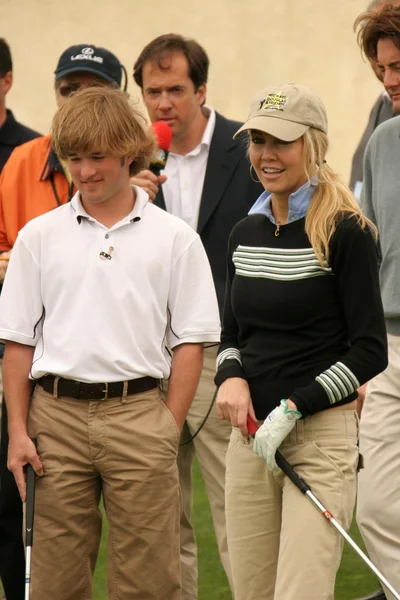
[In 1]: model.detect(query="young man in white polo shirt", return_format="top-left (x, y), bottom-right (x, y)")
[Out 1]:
top-left (0, 86), bottom-right (220, 600)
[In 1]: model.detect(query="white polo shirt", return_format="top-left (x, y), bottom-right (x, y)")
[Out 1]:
top-left (0, 187), bottom-right (220, 382)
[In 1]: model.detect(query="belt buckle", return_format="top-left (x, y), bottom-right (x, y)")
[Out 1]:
top-left (101, 382), bottom-right (109, 401)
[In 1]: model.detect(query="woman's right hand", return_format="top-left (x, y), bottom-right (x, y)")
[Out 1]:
top-left (356, 383), bottom-right (368, 418)
top-left (216, 377), bottom-right (257, 437)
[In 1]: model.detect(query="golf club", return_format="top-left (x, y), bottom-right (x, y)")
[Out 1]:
top-left (25, 438), bottom-right (37, 600)
top-left (247, 415), bottom-right (400, 600)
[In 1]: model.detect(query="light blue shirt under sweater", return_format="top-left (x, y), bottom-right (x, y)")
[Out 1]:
top-left (249, 179), bottom-right (315, 223)
top-left (361, 116), bottom-right (400, 335)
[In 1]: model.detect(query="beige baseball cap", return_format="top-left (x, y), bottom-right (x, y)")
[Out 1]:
top-left (234, 83), bottom-right (328, 141)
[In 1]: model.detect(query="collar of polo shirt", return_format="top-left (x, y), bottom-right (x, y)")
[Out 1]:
top-left (71, 185), bottom-right (148, 225)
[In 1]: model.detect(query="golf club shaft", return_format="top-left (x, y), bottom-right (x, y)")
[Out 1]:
top-left (277, 450), bottom-right (400, 600)
top-left (247, 416), bottom-right (400, 600)
top-left (25, 438), bottom-right (37, 600)
top-left (25, 546), bottom-right (32, 600)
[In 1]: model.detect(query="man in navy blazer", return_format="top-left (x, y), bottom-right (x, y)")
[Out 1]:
top-left (156, 111), bottom-right (260, 316)
top-left (132, 34), bottom-right (262, 600)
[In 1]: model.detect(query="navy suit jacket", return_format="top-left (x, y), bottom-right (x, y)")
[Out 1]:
top-left (154, 112), bottom-right (263, 316)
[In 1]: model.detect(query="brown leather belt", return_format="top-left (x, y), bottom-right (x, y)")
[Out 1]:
top-left (38, 375), bottom-right (159, 400)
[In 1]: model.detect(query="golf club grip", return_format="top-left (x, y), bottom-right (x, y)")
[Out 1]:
top-left (246, 415), bottom-right (310, 494)
top-left (25, 438), bottom-right (37, 547)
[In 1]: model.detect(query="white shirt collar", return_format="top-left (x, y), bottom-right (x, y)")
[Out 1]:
top-left (183, 106), bottom-right (216, 158)
top-left (70, 185), bottom-right (149, 226)
top-left (201, 106), bottom-right (216, 148)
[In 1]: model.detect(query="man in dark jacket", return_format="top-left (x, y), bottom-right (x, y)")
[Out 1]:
top-left (0, 37), bottom-right (41, 600)
top-left (0, 39), bottom-right (40, 172)
top-left (131, 33), bottom-right (262, 600)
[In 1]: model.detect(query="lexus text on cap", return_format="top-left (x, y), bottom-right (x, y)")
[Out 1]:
top-left (54, 45), bottom-right (122, 87)
top-left (234, 83), bottom-right (328, 142)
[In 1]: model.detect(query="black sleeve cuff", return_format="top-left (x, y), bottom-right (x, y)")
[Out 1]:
top-left (291, 381), bottom-right (358, 417)
top-left (214, 360), bottom-right (247, 387)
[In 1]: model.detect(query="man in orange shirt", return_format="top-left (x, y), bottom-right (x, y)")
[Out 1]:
top-left (0, 43), bottom-right (125, 600)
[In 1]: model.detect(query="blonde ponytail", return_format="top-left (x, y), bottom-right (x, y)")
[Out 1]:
top-left (302, 129), bottom-right (377, 265)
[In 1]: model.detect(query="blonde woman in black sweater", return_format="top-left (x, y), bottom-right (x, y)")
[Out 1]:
top-left (215, 84), bottom-right (388, 600)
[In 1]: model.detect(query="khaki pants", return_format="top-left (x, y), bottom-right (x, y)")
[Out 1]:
top-left (27, 384), bottom-right (181, 600)
top-left (177, 346), bottom-right (233, 599)
top-left (357, 333), bottom-right (400, 600)
top-left (225, 409), bottom-right (359, 600)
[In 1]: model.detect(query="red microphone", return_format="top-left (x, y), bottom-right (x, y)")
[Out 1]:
top-left (149, 121), bottom-right (172, 176)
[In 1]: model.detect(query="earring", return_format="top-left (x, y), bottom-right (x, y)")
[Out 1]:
top-left (250, 164), bottom-right (261, 183)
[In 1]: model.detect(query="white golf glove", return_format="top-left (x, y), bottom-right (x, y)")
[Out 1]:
top-left (253, 400), bottom-right (302, 470)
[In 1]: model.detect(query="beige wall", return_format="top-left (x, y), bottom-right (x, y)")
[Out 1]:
top-left (2, 0), bottom-right (381, 182)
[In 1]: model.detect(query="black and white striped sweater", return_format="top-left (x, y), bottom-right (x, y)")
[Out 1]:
top-left (215, 213), bottom-right (388, 418)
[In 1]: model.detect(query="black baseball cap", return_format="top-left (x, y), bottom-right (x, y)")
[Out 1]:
top-left (54, 44), bottom-right (123, 87)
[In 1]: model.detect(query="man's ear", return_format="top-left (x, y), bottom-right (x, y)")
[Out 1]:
top-left (0, 71), bottom-right (13, 96)
top-left (122, 157), bottom-right (136, 174)
top-left (197, 83), bottom-right (207, 106)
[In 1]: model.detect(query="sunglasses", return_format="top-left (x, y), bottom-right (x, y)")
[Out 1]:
top-left (58, 83), bottom-right (82, 97)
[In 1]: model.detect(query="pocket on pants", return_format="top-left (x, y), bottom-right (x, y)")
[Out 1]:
top-left (228, 427), bottom-right (251, 455)
top-left (312, 438), bottom-right (358, 479)
top-left (156, 392), bottom-right (180, 445)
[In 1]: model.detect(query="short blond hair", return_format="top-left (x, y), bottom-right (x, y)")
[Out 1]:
top-left (51, 86), bottom-right (157, 176)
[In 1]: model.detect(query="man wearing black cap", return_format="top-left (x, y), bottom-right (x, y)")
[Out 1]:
top-left (0, 43), bottom-right (125, 255)
top-left (0, 43), bottom-right (124, 600)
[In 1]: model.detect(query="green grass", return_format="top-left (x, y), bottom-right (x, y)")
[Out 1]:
top-left (0, 460), bottom-right (379, 599)
top-left (92, 459), bottom-right (379, 600)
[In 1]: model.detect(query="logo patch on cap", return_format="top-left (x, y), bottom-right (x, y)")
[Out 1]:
top-left (70, 47), bottom-right (103, 64)
top-left (259, 92), bottom-right (288, 112)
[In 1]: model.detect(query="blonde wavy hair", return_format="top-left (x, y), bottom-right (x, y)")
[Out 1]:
top-left (302, 128), bottom-right (377, 265)
top-left (51, 86), bottom-right (157, 176)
